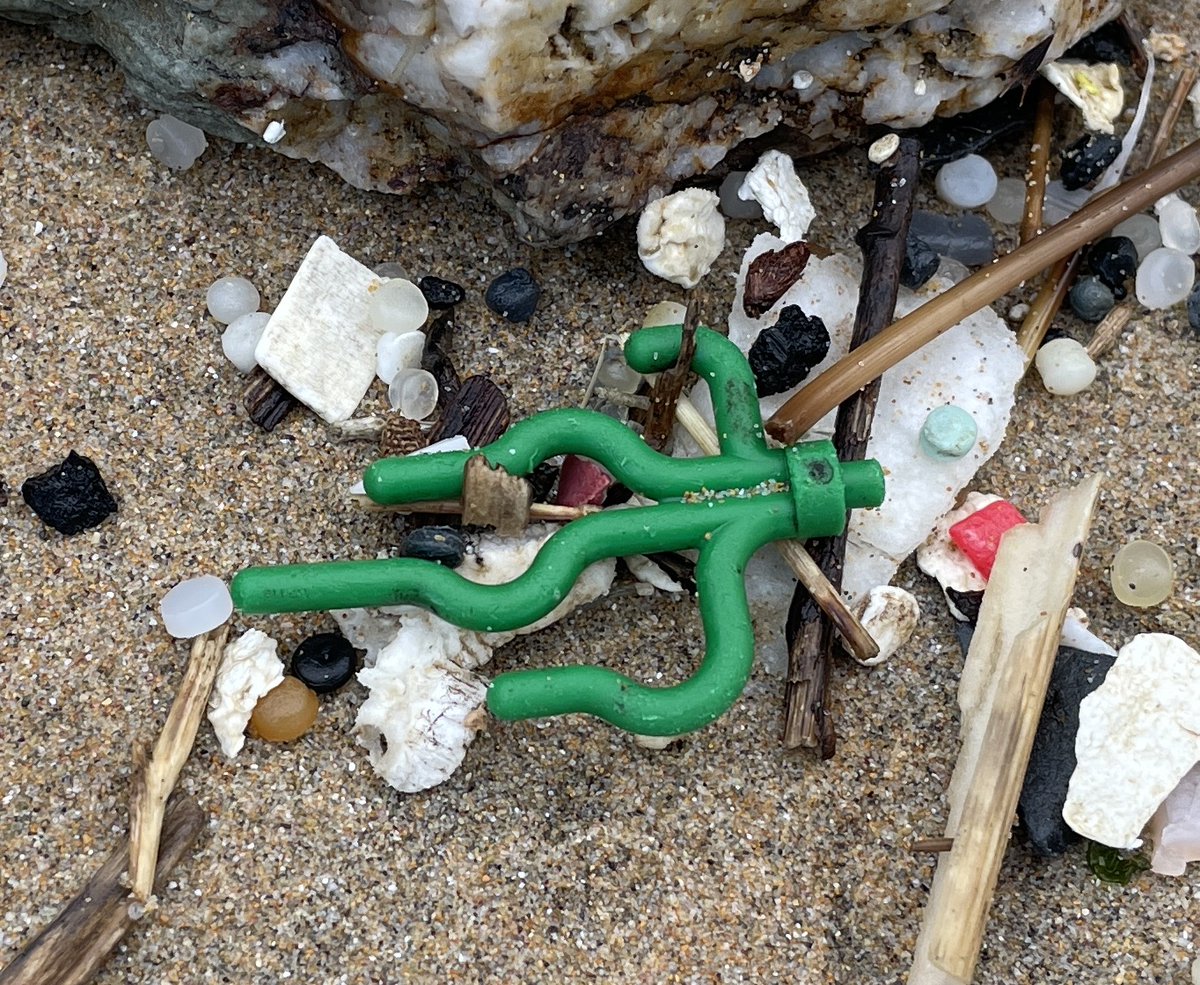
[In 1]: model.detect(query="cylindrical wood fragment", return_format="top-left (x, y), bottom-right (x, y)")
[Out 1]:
top-left (0, 796), bottom-right (205, 985)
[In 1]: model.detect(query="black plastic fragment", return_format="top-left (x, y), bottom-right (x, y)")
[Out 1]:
top-left (400, 525), bottom-right (467, 568)
top-left (1061, 133), bottom-right (1121, 191)
top-left (900, 90), bottom-right (1033, 170)
top-left (22, 451), bottom-right (117, 535)
top-left (1065, 20), bottom-right (1135, 65)
top-left (1188, 283), bottom-right (1200, 335)
top-left (1087, 236), bottom-right (1137, 299)
top-left (900, 234), bottom-right (940, 290)
top-left (945, 586), bottom-right (984, 623)
top-left (747, 305), bottom-right (830, 397)
top-left (418, 275), bottom-right (466, 309)
top-left (485, 268), bottom-right (541, 323)
top-left (291, 632), bottom-right (357, 694)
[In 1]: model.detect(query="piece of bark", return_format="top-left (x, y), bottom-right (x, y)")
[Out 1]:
top-left (783, 135), bottom-right (920, 755)
top-left (0, 796), bottom-right (205, 985)
top-left (427, 375), bottom-right (510, 448)
top-left (907, 476), bottom-right (1101, 985)
top-left (635, 297), bottom-right (698, 453)
top-left (243, 368), bottom-right (297, 432)
top-left (128, 624), bottom-right (229, 901)
top-left (742, 241), bottom-right (811, 318)
top-left (460, 456), bottom-right (531, 536)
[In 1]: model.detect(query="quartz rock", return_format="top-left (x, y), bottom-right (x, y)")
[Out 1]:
top-left (0, 0), bottom-right (1119, 244)
top-left (1064, 633), bottom-right (1200, 849)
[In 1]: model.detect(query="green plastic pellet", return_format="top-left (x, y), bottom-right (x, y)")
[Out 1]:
top-left (919, 404), bottom-right (978, 461)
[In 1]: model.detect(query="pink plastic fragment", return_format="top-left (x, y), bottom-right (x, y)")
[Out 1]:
top-left (1148, 763), bottom-right (1200, 876)
top-left (554, 455), bottom-right (613, 507)
top-left (948, 500), bottom-right (1027, 579)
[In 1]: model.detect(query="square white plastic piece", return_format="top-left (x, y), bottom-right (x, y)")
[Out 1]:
top-left (255, 236), bottom-right (383, 423)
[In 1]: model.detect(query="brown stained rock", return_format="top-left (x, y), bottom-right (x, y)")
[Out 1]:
top-left (743, 242), bottom-right (812, 319)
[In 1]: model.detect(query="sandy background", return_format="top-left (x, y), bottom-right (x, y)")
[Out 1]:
top-left (1, 4), bottom-right (1196, 983)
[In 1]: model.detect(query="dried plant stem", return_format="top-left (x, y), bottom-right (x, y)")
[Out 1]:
top-left (1019, 81), bottom-right (1055, 245)
top-left (128, 624), bottom-right (229, 902)
top-left (351, 493), bottom-right (597, 522)
top-left (1146, 66), bottom-right (1199, 169)
top-left (674, 394), bottom-right (878, 664)
top-left (1016, 253), bottom-right (1082, 366)
top-left (765, 139), bottom-right (1200, 444)
top-left (784, 136), bottom-right (920, 754)
top-left (1085, 302), bottom-right (1135, 359)
top-left (0, 797), bottom-right (205, 985)
top-left (911, 837), bottom-right (955, 854)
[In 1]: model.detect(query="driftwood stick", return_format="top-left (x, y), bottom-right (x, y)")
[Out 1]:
top-left (765, 138), bottom-right (1200, 443)
top-left (1015, 252), bottom-right (1082, 366)
top-left (782, 135), bottom-right (920, 755)
top-left (908, 476), bottom-right (1101, 985)
top-left (128, 624), bottom-right (229, 901)
top-left (0, 796), bottom-right (205, 985)
top-left (674, 394), bottom-right (879, 664)
top-left (1019, 80), bottom-right (1055, 245)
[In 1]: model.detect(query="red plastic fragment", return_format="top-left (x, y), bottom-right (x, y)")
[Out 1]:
top-left (554, 455), bottom-right (613, 507)
top-left (948, 500), bottom-right (1028, 579)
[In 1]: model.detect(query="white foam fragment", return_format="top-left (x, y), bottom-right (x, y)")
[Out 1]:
top-left (1040, 60), bottom-right (1124, 133)
top-left (334, 524), bottom-right (617, 791)
top-left (636, 188), bottom-right (725, 289)
top-left (206, 629), bottom-right (285, 758)
top-left (1064, 633), bottom-right (1200, 849)
top-left (852, 586), bottom-right (920, 667)
top-left (254, 236), bottom-right (386, 423)
top-left (737, 151), bottom-right (815, 243)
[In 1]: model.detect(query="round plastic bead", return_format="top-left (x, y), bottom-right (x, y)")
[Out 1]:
top-left (160, 575), bottom-right (233, 639)
top-left (1110, 540), bottom-right (1174, 607)
top-left (1136, 248), bottom-right (1195, 310)
top-left (1068, 276), bottom-right (1115, 322)
top-left (249, 677), bottom-right (319, 742)
top-left (1112, 213), bottom-right (1161, 260)
top-left (221, 311), bottom-right (270, 373)
top-left (919, 405), bottom-right (978, 460)
top-left (934, 154), bottom-right (998, 209)
top-left (368, 278), bottom-right (429, 335)
top-left (388, 367), bottom-right (438, 420)
top-left (1155, 194), bottom-right (1200, 254)
top-left (206, 276), bottom-right (260, 325)
top-left (291, 632), bottom-right (357, 694)
top-left (1034, 338), bottom-right (1097, 396)
top-left (376, 330), bottom-right (426, 383)
top-left (985, 177), bottom-right (1026, 225)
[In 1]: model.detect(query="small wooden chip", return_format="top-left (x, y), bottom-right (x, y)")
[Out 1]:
top-left (243, 369), bottom-right (297, 432)
top-left (427, 375), bottom-right (510, 448)
top-left (460, 456), bottom-right (532, 536)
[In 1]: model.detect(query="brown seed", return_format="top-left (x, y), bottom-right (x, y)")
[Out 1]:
top-left (379, 413), bottom-right (427, 457)
top-left (743, 241), bottom-right (812, 318)
top-left (249, 677), bottom-right (318, 742)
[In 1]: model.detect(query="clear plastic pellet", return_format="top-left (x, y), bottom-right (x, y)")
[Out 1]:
top-left (368, 278), bottom-right (429, 334)
top-left (1112, 213), bottom-right (1162, 260)
top-left (985, 177), bottom-right (1026, 225)
top-left (934, 154), bottom-right (998, 209)
top-left (1111, 540), bottom-right (1174, 606)
top-left (145, 115), bottom-right (208, 170)
top-left (597, 357), bottom-right (642, 393)
top-left (388, 367), bottom-right (438, 420)
top-left (206, 276), bottom-right (260, 324)
top-left (221, 311), bottom-right (271, 373)
top-left (1136, 248), bottom-right (1195, 309)
top-left (376, 330), bottom-right (426, 383)
top-left (160, 575), bottom-right (233, 639)
top-left (1034, 338), bottom-right (1097, 396)
top-left (1155, 194), bottom-right (1200, 254)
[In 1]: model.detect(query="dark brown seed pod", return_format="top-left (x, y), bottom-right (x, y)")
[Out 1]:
top-left (427, 375), bottom-right (510, 447)
top-left (243, 368), bottom-right (296, 432)
top-left (743, 241), bottom-right (811, 318)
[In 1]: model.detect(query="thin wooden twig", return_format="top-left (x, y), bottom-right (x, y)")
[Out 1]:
top-left (1015, 252), bottom-right (1083, 366)
top-left (674, 394), bottom-right (879, 664)
top-left (637, 297), bottom-right (698, 452)
top-left (128, 623), bottom-right (230, 901)
top-left (350, 493), bottom-right (597, 522)
top-left (783, 136), bottom-right (920, 755)
top-left (0, 797), bottom-right (205, 985)
top-left (1085, 301), bottom-right (1135, 359)
top-left (911, 837), bottom-right (955, 854)
top-left (765, 138), bottom-right (1200, 443)
top-left (1146, 65), bottom-right (1199, 169)
top-left (1019, 80), bottom-right (1055, 245)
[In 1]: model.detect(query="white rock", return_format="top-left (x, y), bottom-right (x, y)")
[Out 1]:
top-left (206, 275), bottom-right (260, 325)
top-left (145, 114), bottom-right (207, 170)
top-left (206, 629), bottom-right (285, 758)
top-left (737, 150), bottom-right (815, 243)
top-left (334, 524), bottom-right (617, 792)
top-left (1034, 337), bottom-right (1097, 395)
top-left (254, 236), bottom-right (386, 423)
top-left (636, 188), bottom-right (725, 288)
top-left (221, 311), bottom-right (271, 373)
top-left (1040, 60), bottom-right (1124, 133)
top-left (159, 575), bottom-right (233, 639)
top-left (867, 133), bottom-right (899, 165)
top-left (1064, 633), bottom-right (1200, 849)
top-left (375, 330), bottom-right (426, 383)
top-left (1154, 193), bottom-right (1200, 254)
top-left (851, 586), bottom-right (920, 667)
top-left (1136, 247), bottom-right (1195, 310)
top-left (1147, 762), bottom-right (1200, 876)
top-left (934, 154), bottom-right (998, 209)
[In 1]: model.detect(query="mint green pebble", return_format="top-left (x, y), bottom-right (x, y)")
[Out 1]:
top-left (919, 405), bottom-right (977, 461)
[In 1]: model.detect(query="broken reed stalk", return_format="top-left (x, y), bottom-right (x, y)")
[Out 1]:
top-left (1085, 301), bottom-right (1134, 359)
top-left (765, 138), bottom-right (1200, 444)
top-left (1018, 80), bottom-right (1055, 245)
top-left (783, 136), bottom-right (920, 755)
top-left (673, 394), bottom-right (879, 664)
top-left (351, 493), bottom-right (597, 522)
top-left (911, 837), bottom-right (955, 854)
top-left (128, 623), bottom-right (230, 902)
top-left (0, 797), bottom-right (205, 985)
top-left (907, 476), bottom-right (1101, 985)
top-left (1145, 65), bottom-right (1199, 170)
top-left (1015, 252), bottom-right (1082, 365)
